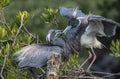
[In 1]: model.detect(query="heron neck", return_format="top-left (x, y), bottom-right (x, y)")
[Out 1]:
top-left (52, 38), bottom-right (65, 47)
top-left (64, 32), bottom-right (81, 56)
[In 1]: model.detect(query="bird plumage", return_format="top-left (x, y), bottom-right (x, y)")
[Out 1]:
top-left (59, 7), bottom-right (120, 49)
top-left (59, 6), bottom-right (85, 18)
top-left (14, 29), bottom-right (64, 69)
top-left (14, 28), bottom-right (82, 69)
top-left (15, 44), bottom-right (63, 69)
top-left (59, 6), bottom-right (120, 71)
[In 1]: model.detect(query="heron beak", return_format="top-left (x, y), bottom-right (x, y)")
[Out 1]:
top-left (55, 30), bottom-right (63, 37)
top-left (63, 25), bottom-right (72, 34)
top-left (55, 30), bottom-right (62, 33)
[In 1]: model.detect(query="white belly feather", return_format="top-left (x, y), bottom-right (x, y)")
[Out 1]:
top-left (80, 33), bottom-right (102, 49)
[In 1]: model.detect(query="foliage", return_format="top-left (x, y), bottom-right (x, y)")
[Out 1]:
top-left (0, 0), bottom-right (120, 79)
top-left (0, 1), bottom-right (65, 79)
top-left (41, 8), bottom-right (58, 23)
top-left (60, 54), bottom-right (80, 75)
top-left (0, 1), bottom-right (38, 79)
top-left (110, 40), bottom-right (120, 57)
top-left (15, 11), bottom-right (29, 24)
top-left (0, 0), bottom-right (9, 8)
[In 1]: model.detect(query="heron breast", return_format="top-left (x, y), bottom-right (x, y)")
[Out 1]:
top-left (80, 34), bottom-right (102, 48)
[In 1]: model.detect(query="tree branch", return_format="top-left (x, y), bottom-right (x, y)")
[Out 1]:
top-left (0, 8), bottom-right (12, 34)
top-left (13, 13), bottom-right (25, 45)
top-left (0, 55), bottom-right (7, 79)
top-left (90, 71), bottom-right (120, 78)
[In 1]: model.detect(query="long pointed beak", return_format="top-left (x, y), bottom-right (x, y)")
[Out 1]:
top-left (55, 30), bottom-right (63, 37)
top-left (63, 25), bottom-right (72, 34)
top-left (55, 30), bottom-right (62, 33)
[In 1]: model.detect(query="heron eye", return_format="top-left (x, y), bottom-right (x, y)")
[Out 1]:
top-left (71, 20), bottom-right (79, 27)
top-left (67, 18), bottom-right (80, 28)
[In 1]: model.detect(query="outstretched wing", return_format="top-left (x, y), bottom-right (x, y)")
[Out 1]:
top-left (86, 15), bottom-right (120, 37)
top-left (14, 44), bottom-right (63, 69)
top-left (59, 6), bottom-right (85, 18)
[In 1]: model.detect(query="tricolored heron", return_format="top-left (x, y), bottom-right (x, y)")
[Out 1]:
top-left (14, 30), bottom-right (64, 70)
top-left (14, 27), bottom-right (82, 71)
top-left (59, 6), bottom-right (120, 71)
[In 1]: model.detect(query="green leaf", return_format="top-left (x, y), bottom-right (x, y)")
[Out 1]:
top-left (110, 40), bottom-right (120, 57)
top-left (0, 0), bottom-right (10, 8)
top-left (15, 11), bottom-right (29, 24)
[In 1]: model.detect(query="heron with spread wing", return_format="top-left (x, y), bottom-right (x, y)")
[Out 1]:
top-left (59, 6), bottom-right (120, 71)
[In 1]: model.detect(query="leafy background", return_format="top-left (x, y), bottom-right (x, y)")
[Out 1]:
top-left (0, 0), bottom-right (120, 79)
top-left (5, 0), bottom-right (120, 41)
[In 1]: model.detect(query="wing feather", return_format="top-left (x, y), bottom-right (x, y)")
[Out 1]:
top-left (14, 44), bottom-right (63, 69)
top-left (59, 6), bottom-right (85, 18)
top-left (87, 15), bottom-right (120, 37)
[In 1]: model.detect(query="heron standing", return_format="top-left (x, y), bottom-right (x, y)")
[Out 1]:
top-left (59, 7), bottom-right (120, 71)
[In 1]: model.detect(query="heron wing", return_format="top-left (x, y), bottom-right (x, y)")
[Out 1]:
top-left (87, 15), bottom-right (120, 37)
top-left (59, 6), bottom-right (85, 18)
top-left (14, 44), bottom-right (63, 69)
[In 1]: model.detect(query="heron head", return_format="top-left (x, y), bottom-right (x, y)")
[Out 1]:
top-left (46, 29), bottom-right (62, 43)
top-left (59, 7), bottom-right (87, 34)
top-left (63, 17), bottom-right (83, 34)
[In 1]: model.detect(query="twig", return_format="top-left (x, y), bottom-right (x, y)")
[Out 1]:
top-left (90, 71), bottom-right (118, 75)
top-left (37, 35), bottom-right (39, 44)
top-left (103, 73), bottom-right (120, 78)
top-left (13, 13), bottom-right (25, 45)
top-left (61, 76), bottom-right (104, 79)
top-left (59, 69), bottom-right (120, 79)
top-left (53, 15), bottom-right (59, 28)
top-left (0, 55), bottom-right (7, 79)
top-left (90, 71), bottom-right (120, 78)
top-left (23, 26), bottom-right (36, 38)
top-left (0, 8), bottom-right (12, 34)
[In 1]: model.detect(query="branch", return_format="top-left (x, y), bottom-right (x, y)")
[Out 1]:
top-left (23, 26), bottom-right (36, 38)
top-left (13, 13), bottom-right (25, 45)
top-left (61, 76), bottom-right (104, 79)
top-left (0, 55), bottom-right (7, 79)
top-left (90, 71), bottom-right (120, 78)
top-left (0, 8), bottom-right (12, 34)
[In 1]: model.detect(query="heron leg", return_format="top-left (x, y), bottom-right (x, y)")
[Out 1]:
top-left (78, 51), bottom-right (92, 70)
top-left (87, 47), bottom-right (96, 71)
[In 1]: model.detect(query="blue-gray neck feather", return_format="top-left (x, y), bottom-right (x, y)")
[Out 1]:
top-left (50, 22), bottom-right (88, 60)
top-left (63, 22), bottom-right (87, 59)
